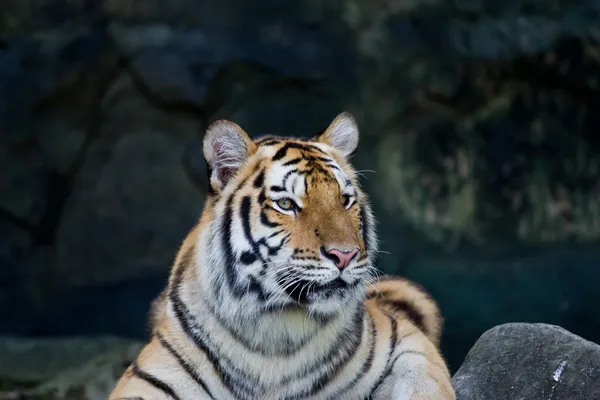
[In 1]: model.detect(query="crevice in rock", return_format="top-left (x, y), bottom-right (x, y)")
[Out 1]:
top-left (0, 208), bottom-right (35, 233)
top-left (32, 172), bottom-right (72, 245)
top-left (126, 61), bottom-right (208, 124)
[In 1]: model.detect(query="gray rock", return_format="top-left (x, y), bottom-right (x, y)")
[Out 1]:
top-left (0, 28), bottom-right (117, 222)
top-left (130, 48), bottom-right (207, 108)
top-left (54, 129), bottom-right (204, 287)
top-left (0, 220), bottom-right (31, 323)
top-left (182, 137), bottom-right (208, 192)
top-left (34, 111), bottom-right (87, 174)
top-left (453, 323), bottom-right (600, 400)
top-left (0, 336), bottom-right (143, 400)
top-left (225, 87), bottom-right (343, 137)
top-left (0, 141), bottom-right (48, 224)
top-left (50, 72), bottom-right (203, 288)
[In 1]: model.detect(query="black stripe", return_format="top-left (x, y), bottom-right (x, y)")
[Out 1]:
top-left (267, 229), bottom-right (284, 238)
top-left (201, 286), bottom-right (315, 357)
top-left (285, 308), bottom-right (365, 397)
top-left (169, 267), bottom-right (258, 398)
top-left (260, 210), bottom-right (279, 227)
top-left (282, 170), bottom-right (296, 187)
top-left (367, 313), bottom-right (398, 396)
top-left (327, 163), bottom-right (342, 172)
top-left (272, 145), bottom-right (289, 161)
top-left (395, 349), bottom-right (428, 358)
top-left (222, 194), bottom-right (243, 297)
top-left (259, 139), bottom-right (281, 146)
top-left (388, 315), bottom-right (398, 361)
top-left (255, 136), bottom-right (281, 145)
top-left (131, 361), bottom-right (180, 400)
top-left (360, 205), bottom-right (371, 253)
top-left (257, 232), bottom-right (289, 257)
top-left (368, 349), bottom-right (428, 398)
top-left (383, 299), bottom-right (427, 335)
top-left (253, 170), bottom-right (265, 188)
top-left (231, 196), bottom-right (270, 301)
top-left (272, 142), bottom-right (327, 161)
top-left (220, 175), bottom-right (253, 298)
top-left (282, 157), bottom-right (303, 166)
top-left (249, 276), bottom-right (268, 301)
top-left (270, 185), bottom-right (285, 192)
top-left (240, 197), bottom-right (268, 263)
top-left (156, 332), bottom-right (216, 399)
top-left (342, 313), bottom-right (378, 392)
top-left (258, 189), bottom-right (267, 204)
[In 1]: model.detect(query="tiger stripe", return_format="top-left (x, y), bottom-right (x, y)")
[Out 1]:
top-left (110, 112), bottom-right (455, 399)
top-left (130, 362), bottom-right (180, 400)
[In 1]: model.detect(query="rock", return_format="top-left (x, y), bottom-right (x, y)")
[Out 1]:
top-left (108, 24), bottom-right (174, 54)
top-left (34, 108), bottom-right (87, 175)
top-left (452, 323), bottom-right (600, 400)
top-left (224, 86), bottom-right (343, 136)
top-left (130, 48), bottom-right (207, 108)
top-left (0, 45), bottom-right (48, 223)
top-left (0, 336), bottom-right (143, 400)
top-left (0, 140), bottom-right (48, 224)
top-left (446, 1), bottom-right (600, 59)
top-left (108, 9), bottom-right (355, 82)
top-left (0, 219), bottom-right (32, 333)
top-left (53, 74), bottom-right (203, 287)
top-left (54, 128), bottom-right (203, 287)
top-left (0, 28), bottom-right (118, 222)
top-left (182, 137), bottom-right (208, 191)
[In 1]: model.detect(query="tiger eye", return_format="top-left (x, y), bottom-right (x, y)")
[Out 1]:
top-left (276, 198), bottom-right (294, 210)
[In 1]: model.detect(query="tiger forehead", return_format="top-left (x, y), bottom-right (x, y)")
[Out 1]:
top-left (256, 138), bottom-right (328, 159)
top-left (256, 139), bottom-right (347, 187)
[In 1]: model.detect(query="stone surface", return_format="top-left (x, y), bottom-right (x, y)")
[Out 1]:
top-left (0, 336), bottom-right (143, 399)
top-left (0, 219), bottom-right (32, 334)
top-left (0, 140), bottom-right (48, 223)
top-left (453, 323), bottom-right (600, 400)
top-left (130, 48), bottom-right (207, 108)
top-left (55, 128), bottom-right (202, 287)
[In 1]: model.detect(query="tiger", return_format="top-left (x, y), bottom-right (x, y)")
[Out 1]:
top-left (109, 112), bottom-right (455, 400)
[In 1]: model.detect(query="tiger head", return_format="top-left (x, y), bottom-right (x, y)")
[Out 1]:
top-left (199, 112), bottom-right (378, 319)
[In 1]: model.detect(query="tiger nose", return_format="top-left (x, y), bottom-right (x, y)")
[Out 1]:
top-left (322, 248), bottom-right (359, 270)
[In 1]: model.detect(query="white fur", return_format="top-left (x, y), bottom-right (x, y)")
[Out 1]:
top-left (321, 112), bottom-right (359, 157)
top-left (203, 120), bottom-right (252, 189)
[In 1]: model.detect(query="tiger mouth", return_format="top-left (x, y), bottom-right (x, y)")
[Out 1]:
top-left (282, 278), bottom-right (359, 304)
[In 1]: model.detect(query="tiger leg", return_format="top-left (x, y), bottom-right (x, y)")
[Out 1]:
top-left (371, 329), bottom-right (455, 400)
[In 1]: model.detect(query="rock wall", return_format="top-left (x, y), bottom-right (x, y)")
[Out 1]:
top-left (2, 0), bottom-right (600, 370)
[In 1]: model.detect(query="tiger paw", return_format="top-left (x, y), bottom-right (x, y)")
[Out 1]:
top-left (373, 375), bottom-right (455, 400)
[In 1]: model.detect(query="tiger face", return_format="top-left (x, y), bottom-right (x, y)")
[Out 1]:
top-left (202, 112), bottom-right (377, 318)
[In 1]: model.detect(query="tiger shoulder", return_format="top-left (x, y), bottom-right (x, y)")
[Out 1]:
top-left (110, 112), bottom-right (455, 400)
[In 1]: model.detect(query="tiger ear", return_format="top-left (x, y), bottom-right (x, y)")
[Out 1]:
top-left (203, 120), bottom-right (256, 192)
top-left (316, 112), bottom-right (359, 157)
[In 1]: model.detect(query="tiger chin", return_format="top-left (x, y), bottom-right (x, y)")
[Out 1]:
top-left (110, 112), bottom-right (456, 400)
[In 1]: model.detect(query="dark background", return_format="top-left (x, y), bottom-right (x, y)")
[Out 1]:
top-left (1, 0), bottom-right (600, 394)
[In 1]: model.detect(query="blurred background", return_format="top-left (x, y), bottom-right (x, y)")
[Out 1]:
top-left (1, 0), bottom-right (600, 398)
